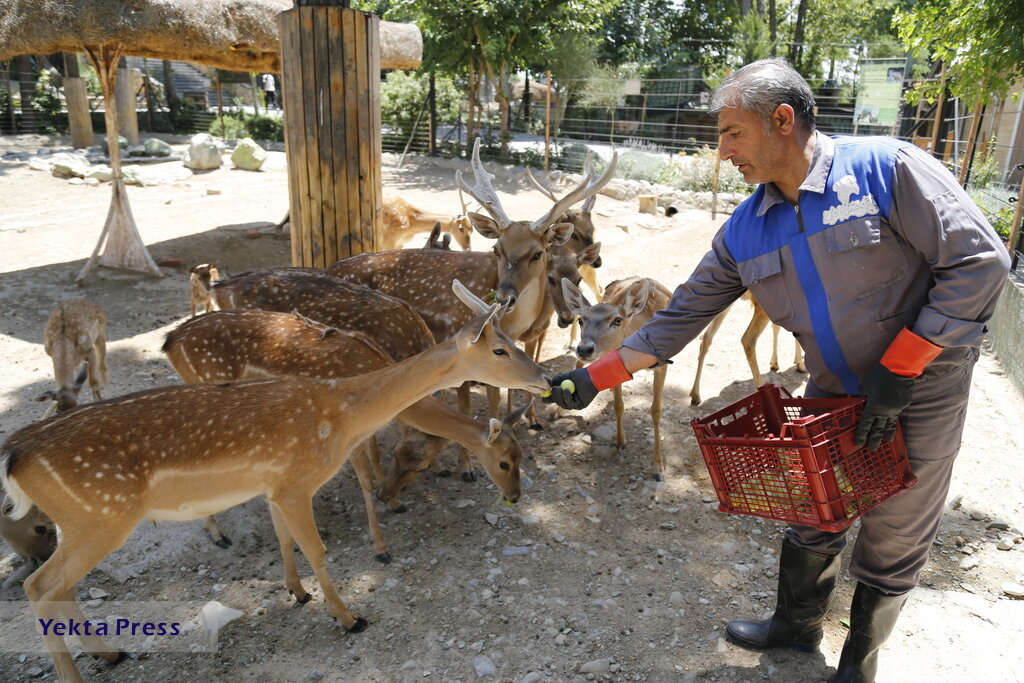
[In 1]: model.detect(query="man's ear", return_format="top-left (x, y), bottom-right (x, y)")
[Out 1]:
top-left (773, 103), bottom-right (796, 135)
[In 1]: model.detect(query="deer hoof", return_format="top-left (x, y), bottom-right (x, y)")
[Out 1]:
top-left (346, 617), bottom-right (369, 633)
top-left (375, 552), bottom-right (393, 564)
top-left (436, 468), bottom-right (453, 478)
top-left (214, 536), bottom-right (233, 549)
top-left (653, 472), bottom-right (666, 483)
top-left (462, 470), bottom-right (478, 483)
top-left (290, 591), bottom-right (313, 605)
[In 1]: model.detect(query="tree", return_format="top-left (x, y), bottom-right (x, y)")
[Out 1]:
top-left (897, 0), bottom-right (1024, 104)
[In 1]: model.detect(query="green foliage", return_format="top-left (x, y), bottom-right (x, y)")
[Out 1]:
top-left (170, 98), bottom-right (201, 134)
top-left (660, 146), bottom-right (748, 194)
top-left (380, 71), bottom-right (460, 131)
top-left (898, 0), bottom-right (1024, 105)
top-left (207, 112), bottom-right (283, 142)
top-left (31, 70), bottom-right (66, 134)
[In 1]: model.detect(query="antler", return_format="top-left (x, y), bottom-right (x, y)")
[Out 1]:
top-left (530, 151), bottom-right (618, 233)
top-left (455, 138), bottom-right (513, 229)
top-left (581, 151), bottom-right (599, 214)
top-left (525, 167), bottom-right (558, 202)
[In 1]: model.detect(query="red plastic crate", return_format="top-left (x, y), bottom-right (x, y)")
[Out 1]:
top-left (691, 384), bottom-right (917, 532)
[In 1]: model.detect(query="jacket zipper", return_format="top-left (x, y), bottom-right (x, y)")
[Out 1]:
top-left (794, 203), bottom-right (805, 233)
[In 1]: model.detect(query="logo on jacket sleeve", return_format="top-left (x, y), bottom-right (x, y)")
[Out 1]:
top-left (822, 174), bottom-right (880, 225)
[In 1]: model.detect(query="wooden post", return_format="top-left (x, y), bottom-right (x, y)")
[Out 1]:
top-left (1006, 167), bottom-right (1024, 269)
top-left (544, 70), bottom-right (551, 172)
top-left (215, 71), bottom-right (224, 138)
top-left (428, 70), bottom-right (436, 156)
top-left (958, 94), bottom-right (986, 187)
top-left (280, 5), bottom-right (383, 267)
top-left (115, 57), bottom-right (139, 145)
top-left (710, 134), bottom-right (723, 219)
top-left (63, 53), bottom-right (94, 149)
top-left (250, 73), bottom-right (262, 116)
top-left (929, 63), bottom-right (947, 159)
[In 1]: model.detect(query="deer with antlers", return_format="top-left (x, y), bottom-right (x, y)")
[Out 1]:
top-left (37, 299), bottom-right (108, 419)
top-left (162, 309), bottom-right (530, 561)
top-left (0, 281), bottom-right (549, 682)
top-left (562, 276), bottom-right (673, 480)
top-left (326, 138), bottom-right (617, 432)
top-left (380, 194), bottom-right (474, 251)
top-left (689, 292), bottom-right (806, 405)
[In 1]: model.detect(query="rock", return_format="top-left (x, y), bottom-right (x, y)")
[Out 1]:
top-left (997, 538), bottom-right (1015, 550)
top-left (591, 423), bottom-right (618, 442)
top-left (959, 556), bottom-right (980, 571)
top-left (472, 656), bottom-right (496, 677)
top-left (246, 229), bottom-right (261, 240)
top-left (207, 187), bottom-right (222, 196)
top-left (158, 257), bottom-right (184, 268)
top-left (669, 591), bottom-right (685, 605)
top-left (987, 520), bottom-right (1010, 530)
top-left (143, 137), bottom-right (173, 157)
top-left (503, 546), bottom-right (530, 557)
top-left (518, 514), bottom-right (540, 525)
top-left (659, 522), bottom-right (677, 530)
top-left (305, 670), bottom-right (324, 681)
top-left (484, 513), bottom-right (499, 526)
top-left (105, 135), bottom-right (129, 149)
top-left (1002, 582), bottom-right (1024, 599)
top-left (127, 144), bottom-right (147, 157)
top-left (85, 165), bottom-right (113, 182)
top-left (198, 600), bottom-right (243, 647)
top-left (232, 138), bottom-right (268, 171)
top-left (68, 176), bottom-right (85, 185)
top-left (580, 658), bottom-right (612, 674)
top-left (88, 587), bottom-right (109, 599)
top-left (26, 666), bottom-right (43, 678)
top-left (455, 498), bottom-right (476, 509)
top-left (27, 157), bottom-right (52, 172)
top-left (85, 177), bottom-right (100, 186)
top-left (212, 583), bottom-right (226, 592)
top-left (521, 673), bottom-right (542, 683)
top-left (183, 133), bottom-right (224, 171)
top-left (122, 165), bottom-right (159, 186)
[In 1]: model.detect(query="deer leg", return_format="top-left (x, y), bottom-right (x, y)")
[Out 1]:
top-left (86, 342), bottom-right (106, 402)
top-left (365, 436), bottom-right (384, 483)
top-left (691, 310), bottom-right (728, 405)
top-left (794, 336), bottom-right (806, 373)
top-left (202, 515), bottom-right (232, 548)
top-left (24, 523), bottom-right (135, 680)
top-left (350, 444), bottom-right (391, 564)
top-left (57, 585), bottom-right (123, 663)
top-left (580, 264), bottom-right (603, 301)
top-left (613, 385), bottom-right (626, 449)
top-left (450, 383), bottom-right (473, 480)
top-left (770, 324), bottom-right (781, 372)
top-left (741, 305), bottom-right (772, 387)
top-left (568, 318), bottom-right (579, 350)
top-left (269, 496), bottom-right (367, 632)
top-left (267, 501), bottom-right (311, 604)
top-left (651, 366), bottom-right (668, 481)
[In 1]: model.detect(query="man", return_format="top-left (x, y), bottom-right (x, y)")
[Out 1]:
top-left (544, 58), bottom-right (1010, 682)
top-left (262, 73), bottom-right (277, 110)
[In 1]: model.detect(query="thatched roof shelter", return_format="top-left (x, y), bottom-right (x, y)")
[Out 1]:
top-left (0, 0), bottom-right (422, 72)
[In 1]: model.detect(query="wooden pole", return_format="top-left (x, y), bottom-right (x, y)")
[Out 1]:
top-left (114, 57), bottom-right (139, 145)
top-left (929, 63), bottom-right (947, 159)
top-left (216, 71), bottom-right (224, 138)
top-left (958, 93), bottom-right (987, 187)
top-left (428, 70), bottom-right (436, 156)
top-left (62, 53), bottom-right (94, 149)
top-left (710, 134), bottom-right (723, 219)
top-left (544, 70), bottom-right (551, 172)
top-left (250, 73), bottom-right (261, 116)
top-left (1006, 166), bottom-right (1024, 269)
top-left (280, 5), bottom-right (382, 267)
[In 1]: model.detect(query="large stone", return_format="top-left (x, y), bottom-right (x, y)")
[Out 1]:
top-left (127, 144), bottom-right (147, 157)
top-left (85, 165), bottom-right (114, 183)
top-left (231, 138), bottom-right (268, 171)
top-left (104, 135), bottom-right (129, 150)
top-left (183, 133), bottom-right (224, 171)
top-left (143, 138), bottom-right (173, 157)
top-left (49, 152), bottom-right (90, 179)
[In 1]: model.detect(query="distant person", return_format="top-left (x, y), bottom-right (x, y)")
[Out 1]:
top-left (544, 58), bottom-right (1010, 682)
top-left (262, 73), bottom-right (277, 110)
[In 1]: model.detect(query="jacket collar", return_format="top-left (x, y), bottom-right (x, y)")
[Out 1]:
top-left (755, 131), bottom-right (834, 217)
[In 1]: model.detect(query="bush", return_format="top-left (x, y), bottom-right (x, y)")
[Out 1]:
top-left (207, 114), bottom-right (248, 139)
top-left (32, 70), bottom-right (67, 134)
top-left (660, 146), bottom-right (748, 193)
top-left (245, 114), bottom-right (283, 142)
top-left (380, 71), bottom-right (461, 135)
top-left (170, 98), bottom-right (201, 133)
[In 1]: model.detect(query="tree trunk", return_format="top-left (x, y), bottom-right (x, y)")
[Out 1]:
top-left (15, 55), bottom-right (37, 133)
top-left (115, 57), bottom-right (140, 145)
top-left (789, 0), bottom-right (808, 72)
top-left (163, 59), bottom-right (179, 124)
top-left (466, 60), bottom-right (478, 149)
top-left (769, 0), bottom-right (777, 56)
top-left (63, 53), bottom-right (94, 149)
top-left (76, 45), bottom-right (162, 284)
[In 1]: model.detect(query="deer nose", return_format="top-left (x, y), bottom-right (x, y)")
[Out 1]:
top-left (556, 314), bottom-right (574, 328)
top-left (593, 256), bottom-right (603, 268)
top-left (576, 341), bottom-right (595, 360)
top-left (495, 287), bottom-right (517, 308)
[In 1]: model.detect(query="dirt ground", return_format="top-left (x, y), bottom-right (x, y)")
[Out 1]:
top-left (0, 134), bottom-right (1022, 683)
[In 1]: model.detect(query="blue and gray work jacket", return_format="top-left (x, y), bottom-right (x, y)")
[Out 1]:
top-left (622, 132), bottom-right (1011, 396)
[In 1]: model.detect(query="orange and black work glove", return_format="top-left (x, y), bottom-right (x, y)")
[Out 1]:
top-left (542, 349), bottom-right (633, 410)
top-left (854, 327), bottom-right (942, 451)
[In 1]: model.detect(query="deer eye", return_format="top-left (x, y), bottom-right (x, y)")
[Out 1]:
top-left (612, 318), bottom-right (623, 327)
top-left (531, 252), bottom-right (543, 261)
top-left (35, 526), bottom-right (48, 535)
top-left (547, 275), bottom-right (556, 285)
top-left (493, 348), bottom-right (508, 356)
top-left (499, 462), bottom-right (511, 471)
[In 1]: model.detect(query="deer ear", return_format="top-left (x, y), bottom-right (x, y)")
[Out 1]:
top-left (503, 399), bottom-right (533, 428)
top-left (623, 279), bottom-right (651, 317)
top-left (485, 418), bottom-right (502, 445)
top-left (578, 242), bottom-right (602, 267)
top-left (561, 277), bottom-right (590, 316)
top-left (458, 306), bottom-right (499, 348)
top-left (468, 212), bottom-right (502, 239)
top-left (452, 279), bottom-right (490, 314)
top-left (72, 362), bottom-right (89, 391)
top-left (546, 222), bottom-right (574, 247)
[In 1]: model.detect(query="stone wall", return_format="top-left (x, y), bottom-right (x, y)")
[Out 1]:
top-left (989, 270), bottom-right (1024, 397)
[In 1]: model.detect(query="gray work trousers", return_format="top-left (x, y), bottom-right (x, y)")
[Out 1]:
top-left (785, 346), bottom-right (979, 595)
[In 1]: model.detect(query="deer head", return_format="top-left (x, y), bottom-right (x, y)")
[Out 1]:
top-left (562, 277), bottom-right (652, 361)
top-left (456, 138), bottom-right (617, 309)
top-left (547, 242), bottom-right (602, 328)
top-left (526, 152), bottom-right (603, 267)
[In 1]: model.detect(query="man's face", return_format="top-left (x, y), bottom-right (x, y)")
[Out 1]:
top-left (717, 106), bottom-right (786, 186)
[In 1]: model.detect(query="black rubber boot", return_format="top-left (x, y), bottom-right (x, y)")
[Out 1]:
top-left (726, 538), bottom-right (840, 651)
top-left (831, 582), bottom-right (909, 683)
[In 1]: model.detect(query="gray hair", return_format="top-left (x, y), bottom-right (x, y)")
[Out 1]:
top-left (710, 58), bottom-right (816, 132)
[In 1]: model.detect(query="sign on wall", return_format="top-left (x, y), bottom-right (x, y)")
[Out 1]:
top-left (853, 58), bottom-right (907, 131)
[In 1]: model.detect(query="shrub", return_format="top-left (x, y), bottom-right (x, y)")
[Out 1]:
top-left (244, 114), bottom-right (283, 142)
top-left (380, 71), bottom-right (460, 136)
top-left (32, 70), bottom-right (67, 134)
top-left (207, 113), bottom-right (248, 139)
top-left (170, 98), bottom-right (201, 133)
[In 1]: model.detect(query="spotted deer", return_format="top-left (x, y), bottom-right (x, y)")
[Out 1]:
top-left (326, 138), bottom-right (617, 445)
top-left (562, 276), bottom-right (673, 480)
top-left (162, 309), bottom-right (530, 561)
top-left (38, 299), bottom-right (108, 419)
top-left (380, 194), bottom-right (473, 251)
top-left (0, 280), bottom-right (550, 683)
top-left (0, 490), bottom-right (57, 589)
top-left (689, 293), bottom-right (806, 405)
top-left (189, 262), bottom-right (223, 317)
